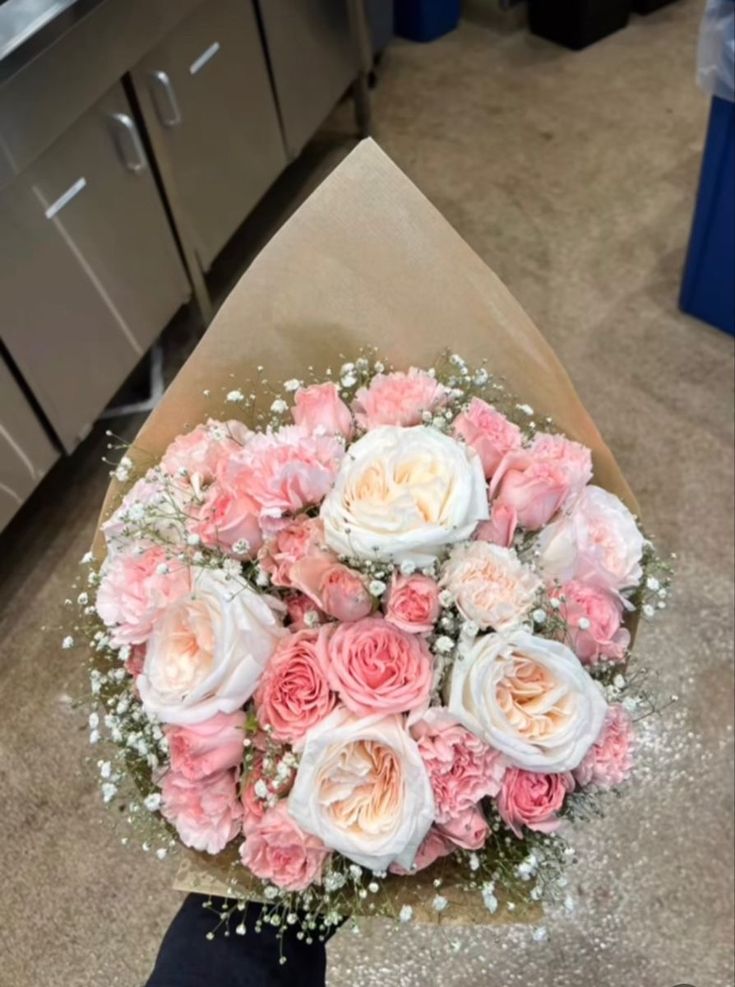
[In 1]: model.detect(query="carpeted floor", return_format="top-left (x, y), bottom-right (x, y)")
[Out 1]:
top-left (0, 2), bottom-right (733, 985)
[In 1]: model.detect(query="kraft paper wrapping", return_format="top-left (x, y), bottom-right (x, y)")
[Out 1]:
top-left (92, 139), bottom-right (638, 923)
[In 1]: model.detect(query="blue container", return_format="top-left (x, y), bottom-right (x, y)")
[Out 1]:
top-left (680, 95), bottom-right (735, 336)
top-left (394, 0), bottom-right (460, 42)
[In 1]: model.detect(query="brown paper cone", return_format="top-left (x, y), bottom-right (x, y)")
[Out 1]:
top-left (93, 139), bottom-right (638, 923)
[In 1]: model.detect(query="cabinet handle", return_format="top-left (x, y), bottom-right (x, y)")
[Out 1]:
top-left (43, 176), bottom-right (87, 219)
top-left (149, 70), bottom-right (183, 127)
top-left (189, 41), bottom-right (220, 76)
top-left (110, 113), bottom-right (147, 173)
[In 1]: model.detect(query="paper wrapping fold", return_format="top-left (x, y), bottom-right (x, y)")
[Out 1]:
top-left (92, 139), bottom-right (638, 922)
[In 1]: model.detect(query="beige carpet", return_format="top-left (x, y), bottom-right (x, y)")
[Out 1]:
top-left (1, 2), bottom-right (732, 985)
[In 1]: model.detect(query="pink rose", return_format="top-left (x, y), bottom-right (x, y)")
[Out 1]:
top-left (353, 368), bottom-right (447, 429)
top-left (219, 426), bottom-right (344, 524)
top-left (384, 573), bottom-right (440, 634)
top-left (389, 827), bottom-right (454, 875)
top-left (96, 547), bottom-right (190, 647)
top-left (452, 398), bottom-right (522, 478)
top-left (490, 433), bottom-right (593, 531)
top-left (259, 516), bottom-right (325, 588)
top-left (413, 710), bottom-right (506, 823)
top-left (497, 768), bottom-right (574, 838)
top-left (161, 419), bottom-right (250, 491)
top-left (574, 705), bottom-right (635, 790)
top-left (255, 628), bottom-right (337, 744)
top-left (474, 502), bottom-right (518, 548)
top-left (125, 644), bottom-right (146, 680)
top-left (160, 768), bottom-right (242, 854)
top-left (193, 480), bottom-right (263, 558)
top-left (292, 382), bottom-right (353, 439)
top-left (326, 617), bottom-right (433, 716)
top-left (437, 804), bottom-right (489, 850)
top-left (552, 581), bottom-right (630, 665)
top-left (165, 712), bottom-right (246, 781)
top-left (285, 593), bottom-right (326, 630)
top-left (291, 555), bottom-right (373, 623)
top-left (241, 751), bottom-right (293, 832)
top-left (240, 801), bottom-right (330, 891)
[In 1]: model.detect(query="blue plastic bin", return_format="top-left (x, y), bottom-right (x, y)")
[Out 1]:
top-left (680, 95), bottom-right (735, 336)
top-left (394, 0), bottom-right (460, 42)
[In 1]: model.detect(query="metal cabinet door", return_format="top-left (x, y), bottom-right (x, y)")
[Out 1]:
top-left (131, 0), bottom-right (288, 272)
top-left (0, 83), bottom-right (190, 452)
top-left (0, 357), bottom-right (58, 533)
top-left (257, 0), bottom-right (359, 158)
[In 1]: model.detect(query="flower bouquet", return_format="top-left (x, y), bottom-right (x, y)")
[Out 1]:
top-left (77, 142), bottom-right (670, 939)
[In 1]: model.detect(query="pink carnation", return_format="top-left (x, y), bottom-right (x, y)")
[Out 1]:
top-left (552, 580), bottom-right (630, 665)
top-left (254, 628), bottom-right (337, 744)
top-left (290, 554), bottom-right (373, 623)
top-left (292, 382), bottom-right (353, 439)
top-left (384, 573), bottom-right (440, 634)
top-left (437, 804), bottom-right (489, 850)
top-left (219, 426), bottom-right (344, 524)
top-left (353, 368), bottom-right (447, 429)
top-left (165, 712), bottom-right (246, 781)
top-left (161, 419), bottom-right (250, 489)
top-left (497, 768), bottom-right (574, 838)
top-left (452, 398), bottom-right (522, 478)
top-left (96, 547), bottom-right (190, 646)
top-left (326, 616), bottom-right (433, 716)
top-left (491, 433), bottom-right (593, 531)
top-left (413, 711), bottom-right (506, 823)
top-left (240, 801), bottom-right (330, 891)
top-left (389, 827), bottom-right (454, 875)
top-left (160, 768), bottom-right (242, 854)
top-left (193, 479), bottom-right (262, 558)
top-left (574, 705), bottom-right (635, 790)
top-left (259, 516), bottom-right (325, 588)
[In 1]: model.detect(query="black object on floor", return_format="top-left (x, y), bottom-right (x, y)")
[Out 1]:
top-left (144, 895), bottom-right (333, 987)
top-left (528, 0), bottom-right (631, 50)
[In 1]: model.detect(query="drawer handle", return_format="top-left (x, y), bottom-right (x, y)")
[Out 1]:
top-left (189, 41), bottom-right (220, 76)
top-left (150, 70), bottom-right (183, 127)
top-left (44, 177), bottom-right (87, 219)
top-left (110, 113), bottom-right (147, 173)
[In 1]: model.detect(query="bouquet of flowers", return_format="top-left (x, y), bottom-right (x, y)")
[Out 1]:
top-left (74, 142), bottom-right (671, 940)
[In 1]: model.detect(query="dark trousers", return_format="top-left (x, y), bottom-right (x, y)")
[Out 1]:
top-left (145, 895), bottom-right (332, 987)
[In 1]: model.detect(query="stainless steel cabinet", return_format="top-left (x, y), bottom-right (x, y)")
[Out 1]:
top-left (0, 356), bottom-right (58, 532)
top-left (131, 0), bottom-right (288, 273)
top-left (0, 82), bottom-right (190, 452)
top-left (257, 0), bottom-right (359, 159)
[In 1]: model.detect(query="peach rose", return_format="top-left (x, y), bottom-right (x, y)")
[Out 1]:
top-left (448, 630), bottom-right (607, 773)
top-left (412, 708), bottom-right (506, 823)
top-left (96, 546), bottom-right (190, 647)
top-left (240, 801), bottom-right (330, 891)
top-left (292, 382), bottom-right (353, 439)
top-left (440, 542), bottom-right (541, 632)
top-left (437, 804), bottom-right (489, 850)
top-left (352, 368), bottom-right (447, 429)
top-left (574, 705), bottom-right (635, 789)
top-left (254, 627), bottom-right (337, 744)
top-left (551, 580), bottom-right (630, 665)
top-left (497, 768), bottom-right (574, 838)
top-left (288, 710), bottom-right (435, 871)
top-left (138, 567), bottom-right (285, 725)
top-left (165, 711), bottom-right (246, 781)
top-left (452, 398), bottom-right (522, 478)
top-left (326, 616), bottom-right (433, 716)
top-left (258, 516), bottom-right (325, 588)
top-left (537, 485), bottom-right (644, 593)
top-left (290, 555), bottom-right (373, 623)
top-left (384, 573), bottom-right (440, 634)
top-left (490, 433), bottom-right (592, 531)
top-left (474, 502), bottom-right (518, 548)
top-left (161, 419), bottom-right (250, 493)
top-left (160, 768), bottom-right (242, 854)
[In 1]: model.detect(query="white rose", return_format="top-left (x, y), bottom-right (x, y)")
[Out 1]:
top-left (536, 485), bottom-right (644, 593)
top-left (288, 709), bottom-right (435, 871)
top-left (320, 425), bottom-right (488, 565)
top-left (138, 567), bottom-right (285, 724)
top-left (440, 542), bottom-right (541, 631)
top-left (448, 630), bottom-right (607, 773)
